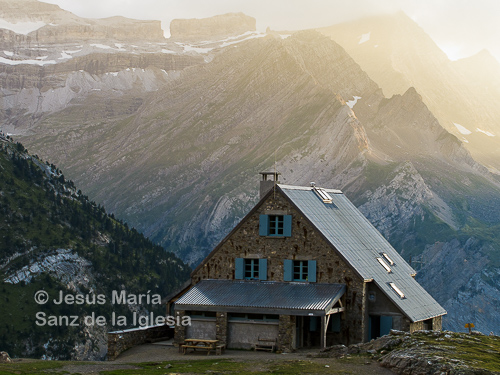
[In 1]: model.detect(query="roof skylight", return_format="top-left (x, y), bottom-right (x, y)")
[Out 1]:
top-left (389, 282), bottom-right (405, 299)
top-left (382, 253), bottom-right (394, 265)
top-left (377, 257), bottom-right (392, 273)
top-left (313, 187), bottom-right (333, 204)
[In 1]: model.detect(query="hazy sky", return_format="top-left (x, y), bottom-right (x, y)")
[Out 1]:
top-left (42, 0), bottom-right (500, 62)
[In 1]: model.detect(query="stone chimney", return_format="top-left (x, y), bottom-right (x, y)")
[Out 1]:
top-left (259, 171), bottom-right (281, 199)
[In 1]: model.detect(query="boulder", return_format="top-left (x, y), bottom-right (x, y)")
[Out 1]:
top-left (0, 352), bottom-right (11, 363)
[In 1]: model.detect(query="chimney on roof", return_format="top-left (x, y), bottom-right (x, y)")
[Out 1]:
top-left (259, 171), bottom-right (281, 199)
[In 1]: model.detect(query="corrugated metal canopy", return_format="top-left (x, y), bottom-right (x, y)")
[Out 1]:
top-left (175, 279), bottom-right (346, 316)
top-left (279, 185), bottom-right (447, 323)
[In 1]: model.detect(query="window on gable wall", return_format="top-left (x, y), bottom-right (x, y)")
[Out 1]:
top-left (284, 259), bottom-right (317, 282)
top-left (235, 258), bottom-right (267, 280)
top-left (294, 260), bottom-right (308, 281)
top-left (269, 215), bottom-right (284, 235)
top-left (244, 258), bottom-right (259, 279)
top-left (259, 214), bottom-right (292, 237)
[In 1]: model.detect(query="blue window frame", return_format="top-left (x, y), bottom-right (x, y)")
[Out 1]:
top-left (269, 215), bottom-right (284, 235)
top-left (293, 260), bottom-right (308, 281)
top-left (244, 258), bottom-right (259, 279)
top-left (259, 214), bottom-right (292, 237)
top-left (284, 259), bottom-right (316, 282)
top-left (235, 258), bottom-right (267, 280)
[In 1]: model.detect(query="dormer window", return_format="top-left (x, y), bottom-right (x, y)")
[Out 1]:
top-left (259, 214), bottom-right (292, 237)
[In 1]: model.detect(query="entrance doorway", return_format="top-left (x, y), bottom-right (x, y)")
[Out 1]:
top-left (295, 316), bottom-right (321, 348)
top-left (369, 315), bottom-right (393, 340)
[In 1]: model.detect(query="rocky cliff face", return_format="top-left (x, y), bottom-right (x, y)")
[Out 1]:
top-left (0, 52), bottom-right (203, 126)
top-left (417, 239), bottom-right (500, 333)
top-left (0, 0), bottom-right (164, 44)
top-left (170, 12), bottom-right (256, 41)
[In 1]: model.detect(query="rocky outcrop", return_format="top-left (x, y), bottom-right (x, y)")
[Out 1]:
top-left (0, 352), bottom-right (11, 363)
top-left (316, 330), bottom-right (500, 375)
top-left (31, 18), bottom-right (165, 45)
top-left (417, 239), bottom-right (500, 335)
top-left (378, 331), bottom-right (499, 375)
top-left (3, 248), bottom-right (93, 286)
top-left (170, 13), bottom-right (256, 41)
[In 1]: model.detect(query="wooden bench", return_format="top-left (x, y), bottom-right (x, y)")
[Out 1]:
top-left (215, 344), bottom-right (226, 355)
top-left (182, 344), bottom-right (213, 355)
top-left (254, 336), bottom-right (276, 352)
top-left (181, 339), bottom-right (221, 355)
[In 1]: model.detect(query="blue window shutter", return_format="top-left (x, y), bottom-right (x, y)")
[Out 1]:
top-left (259, 258), bottom-right (267, 280)
top-left (284, 259), bottom-right (293, 281)
top-left (308, 260), bottom-right (317, 282)
top-left (283, 215), bottom-right (292, 237)
top-left (259, 215), bottom-right (269, 236)
top-left (235, 258), bottom-right (244, 280)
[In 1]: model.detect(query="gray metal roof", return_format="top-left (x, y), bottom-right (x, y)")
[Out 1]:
top-left (175, 279), bottom-right (346, 316)
top-left (279, 185), bottom-right (446, 323)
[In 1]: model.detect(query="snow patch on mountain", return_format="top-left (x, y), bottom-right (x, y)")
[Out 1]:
top-left (0, 18), bottom-right (46, 34)
top-left (90, 43), bottom-right (115, 50)
top-left (346, 96), bottom-right (362, 108)
top-left (0, 56), bottom-right (56, 66)
top-left (359, 32), bottom-right (371, 44)
top-left (453, 122), bottom-right (472, 135)
top-left (220, 32), bottom-right (266, 47)
top-left (476, 128), bottom-right (495, 137)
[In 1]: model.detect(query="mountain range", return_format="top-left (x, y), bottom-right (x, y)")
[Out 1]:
top-left (1, 0), bottom-right (500, 338)
top-left (319, 12), bottom-right (500, 172)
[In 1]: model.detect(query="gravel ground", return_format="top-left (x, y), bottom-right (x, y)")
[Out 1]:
top-left (47, 343), bottom-right (394, 374)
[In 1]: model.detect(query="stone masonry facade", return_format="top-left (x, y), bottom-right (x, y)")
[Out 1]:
top-left (190, 191), bottom-right (368, 349)
top-left (179, 189), bottom-right (442, 352)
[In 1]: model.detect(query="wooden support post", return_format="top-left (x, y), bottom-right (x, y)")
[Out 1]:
top-left (321, 315), bottom-right (330, 349)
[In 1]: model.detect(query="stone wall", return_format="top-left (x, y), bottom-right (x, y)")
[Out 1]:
top-left (191, 191), bottom-right (367, 346)
top-left (107, 324), bottom-right (173, 360)
top-left (409, 315), bottom-right (444, 333)
top-left (216, 312), bottom-right (228, 345)
top-left (432, 316), bottom-right (443, 331)
top-left (278, 315), bottom-right (295, 352)
top-left (174, 310), bottom-right (187, 346)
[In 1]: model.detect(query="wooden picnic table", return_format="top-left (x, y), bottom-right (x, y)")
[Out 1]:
top-left (181, 339), bottom-right (224, 355)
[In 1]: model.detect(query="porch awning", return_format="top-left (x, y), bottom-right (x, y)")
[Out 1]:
top-left (174, 279), bottom-right (346, 316)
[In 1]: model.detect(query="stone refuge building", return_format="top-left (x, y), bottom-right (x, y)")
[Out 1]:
top-left (168, 173), bottom-right (446, 352)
